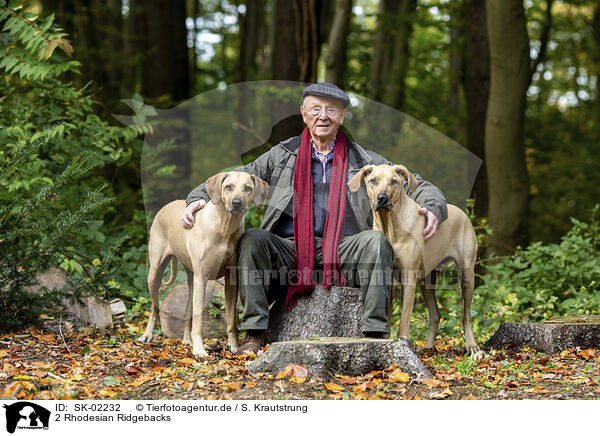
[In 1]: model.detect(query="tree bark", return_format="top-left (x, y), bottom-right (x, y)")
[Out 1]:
top-left (594, 1), bottom-right (600, 107)
top-left (463, 0), bottom-right (490, 219)
top-left (484, 0), bottom-right (530, 255)
top-left (136, 0), bottom-right (189, 103)
top-left (271, 0), bottom-right (323, 82)
top-left (324, 0), bottom-right (352, 86)
top-left (238, 0), bottom-right (265, 82)
top-left (369, 0), bottom-right (416, 110)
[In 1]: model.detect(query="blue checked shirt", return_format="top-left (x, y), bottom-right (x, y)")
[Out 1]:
top-left (311, 137), bottom-right (336, 183)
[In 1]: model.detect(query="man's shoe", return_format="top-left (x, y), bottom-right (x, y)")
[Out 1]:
top-left (235, 331), bottom-right (267, 355)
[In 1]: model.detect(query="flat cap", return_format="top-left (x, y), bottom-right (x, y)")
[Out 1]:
top-left (302, 82), bottom-right (350, 107)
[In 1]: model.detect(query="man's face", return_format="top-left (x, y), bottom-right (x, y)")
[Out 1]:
top-left (300, 95), bottom-right (347, 140)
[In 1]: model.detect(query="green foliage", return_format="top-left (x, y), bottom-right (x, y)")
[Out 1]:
top-left (0, 1), bottom-right (139, 326)
top-left (474, 205), bottom-right (600, 333)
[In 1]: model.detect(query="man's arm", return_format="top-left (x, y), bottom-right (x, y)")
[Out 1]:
top-left (181, 147), bottom-right (274, 228)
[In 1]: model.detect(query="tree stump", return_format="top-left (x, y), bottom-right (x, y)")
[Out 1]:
top-left (265, 285), bottom-right (364, 343)
top-left (250, 286), bottom-right (431, 379)
top-left (159, 280), bottom-right (227, 339)
top-left (247, 337), bottom-right (432, 379)
top-left (485, 316), bottom-right (600, 353)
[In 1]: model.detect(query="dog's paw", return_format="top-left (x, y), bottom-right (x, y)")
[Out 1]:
top-left (137, 335), bottom-right (152, 343)
top-left (192, 346), bottom-right (209, 358)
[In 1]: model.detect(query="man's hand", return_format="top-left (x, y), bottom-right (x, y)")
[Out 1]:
top-left (418, 207), bottom-right (439, 240)
top-left (181, 200), bottom-right (206, 228)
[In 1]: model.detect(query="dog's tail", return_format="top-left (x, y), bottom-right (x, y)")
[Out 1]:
top-left (163, 256), bottom-right (177, 286)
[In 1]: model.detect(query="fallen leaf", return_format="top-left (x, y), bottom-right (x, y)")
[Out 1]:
top-left (245, 381), bottom-right (258, 388)
top-left (103, 376), bottom-right (120, 387)
top-left (225, 382), bottom-right (243, 391)
top-left (289, 377), bottom-right (306, 384)
top-left (324, 382), bottom-right (345, 392)
top-left (525, 385), bottom-right (550, 394)
top-left (0, 350), bottom-right (8, 358)
top-left (124, 363), bottom-right (143, 376)
top-left (578, 349), bottom-right (595, 360)
top-left (179, 358), bottom-right (197, 366)
top-left (98, 389), bottom-right (118, 398)
top-left (462, 394), bottom-right (478, 400)
top-left (285, 364), bottom-right (308, 378)
top-left (388, 369), bottom-right (410, 383)
top-left (209, 378), bottom-right (225, 384)
top-left (3, 362), bottom-right (18, 376)
top-left (337, 377), bottom-right (358, 384)
top-left (328, 393), bottom-right (343, 399)
top-left (275, 370), bottom-right (287, 380)
top-left (424, 378), bottom-right (442, 389)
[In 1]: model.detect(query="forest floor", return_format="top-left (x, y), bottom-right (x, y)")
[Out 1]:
top-left (1, 317), bottom-right (599, 401)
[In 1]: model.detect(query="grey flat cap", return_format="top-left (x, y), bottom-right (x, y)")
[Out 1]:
top-left (302, 82), bottom-right (350, 107)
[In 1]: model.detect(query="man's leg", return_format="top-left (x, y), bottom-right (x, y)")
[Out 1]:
top-left (236, 228), bottom-right (295, 352)
top-left (338, 230), bottom-right (394, 336)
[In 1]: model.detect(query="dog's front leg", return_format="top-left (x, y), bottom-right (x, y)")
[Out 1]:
top-left (396, 265), bottom-right (419, 340)
top-left (224, 267), bottom-right (239, 353)
top-left (190, 272), bottom-right (209, 358)
top-left (182, 267), bottom-right (194, 346)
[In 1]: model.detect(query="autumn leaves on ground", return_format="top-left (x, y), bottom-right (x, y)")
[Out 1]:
top-left (1, 319), bottom-right (599, 401)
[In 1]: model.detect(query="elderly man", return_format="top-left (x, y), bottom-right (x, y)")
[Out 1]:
top-left (181, 83), bottom-right (447, 354)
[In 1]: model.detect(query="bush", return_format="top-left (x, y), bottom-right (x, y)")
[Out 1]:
top-left (0, 1), bottom-right (137, 326)
top-left (473, 204), bottom-right (600, 333)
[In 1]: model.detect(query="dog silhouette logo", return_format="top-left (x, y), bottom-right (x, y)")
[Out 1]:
top-left (3, 402), bottom-right (50, 433)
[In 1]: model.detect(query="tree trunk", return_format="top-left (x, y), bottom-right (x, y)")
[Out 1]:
top-left (369, 0), bottom-right (416, 110)
top-left (136, 0), bottom-right (189, 103)
top-left (324, 0), bottom-right (352, 86)
top-left (238, 0), bottom-right (265, 82)
top-left (594, 1), bottom-right (600, 107)
top-left (463, 0), bottom-right (490, 219)
top-left (271, 0), bottom-right (322, 82)
top-left (449, 0), bottom-right (462, 124)
top-left (485, 0), bottom-right (530, 255)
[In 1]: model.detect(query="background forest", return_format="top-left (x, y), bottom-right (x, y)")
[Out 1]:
top-left (1, 0), bottom-right (599, 343)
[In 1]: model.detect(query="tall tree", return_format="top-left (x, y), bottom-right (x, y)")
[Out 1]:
top-left (271, 0), bottom-right (324, 82)
top-left (324, 0), bottom-right (352, 85)
top-left (369, 0), bottom-right (417, 109)
top-left (594, 1), bottom-right (600, 106)
top-left (135, 0), bottom-right (189, 103)
top-left (238, 0), bottom-right (266, 82)
top-left (463, 0), bottom-right (490, 218)
top-left (485, 0), bottom-right (530, 255)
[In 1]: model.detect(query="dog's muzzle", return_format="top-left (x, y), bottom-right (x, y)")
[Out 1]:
top-left (229, 197), bottom-right (245, 213)
top-left (374, 193), bottom-right (392, 211)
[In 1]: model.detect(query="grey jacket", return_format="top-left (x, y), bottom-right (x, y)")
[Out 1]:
top-left (186, 135), bottom-right (448, 231)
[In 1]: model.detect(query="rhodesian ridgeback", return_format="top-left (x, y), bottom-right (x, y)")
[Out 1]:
top-left (348, 164), bottom-right (479, 353)
top-left (138, 171), bottom-right (269, 357)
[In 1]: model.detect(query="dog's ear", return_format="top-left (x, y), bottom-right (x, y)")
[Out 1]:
top-left (348, 165), bottom-right (374, 192)
top-left (393, 164), bottom-right (419, 193)
top-left (251, 174), bottom-right (269, 206)
top-left (206, 172), bottom-right (228, 204)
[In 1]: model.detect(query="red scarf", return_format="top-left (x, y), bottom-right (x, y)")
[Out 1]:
top-left (285, 127), bottom-right (348, 309)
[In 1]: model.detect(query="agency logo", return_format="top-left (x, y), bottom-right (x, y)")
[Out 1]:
top-left (2, 402), bottom-right (50, 434)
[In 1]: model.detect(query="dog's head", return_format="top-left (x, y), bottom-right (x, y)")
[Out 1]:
top-left (348, 164), bottom-right (419, 211)
top-left (206, 171), bottom-right (269, 214)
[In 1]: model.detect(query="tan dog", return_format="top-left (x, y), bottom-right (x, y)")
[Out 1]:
top-left (348, 164), bottom-right (479, 353)
top-left (138, 171), bottom-right (269, 357)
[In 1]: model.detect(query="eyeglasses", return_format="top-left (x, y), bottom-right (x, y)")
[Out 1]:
top-left (303, 105), bottom-right (341, 117)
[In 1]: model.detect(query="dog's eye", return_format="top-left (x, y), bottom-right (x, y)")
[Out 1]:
top-left (225, 184), bottom-right (234, 191)
top-left (390, 179), bottom-right (399, 186)
top-left (368, 178), bottom-right (377, 185)
top-left (243, 185), bottom-right (252, 192)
